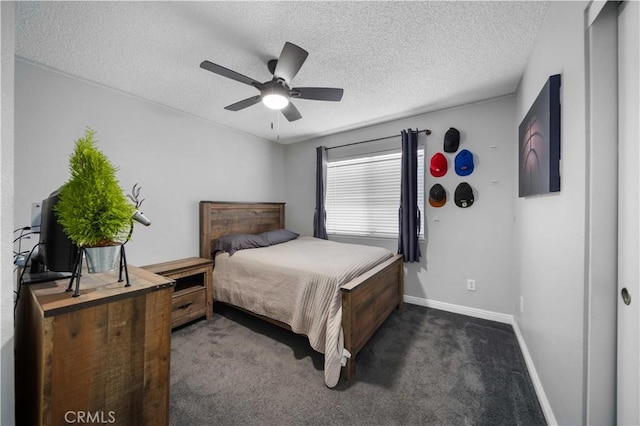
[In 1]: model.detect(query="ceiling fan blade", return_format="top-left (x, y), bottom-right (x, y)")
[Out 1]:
top-left (224, 95), bottom-right (262, 111)
top-left (292, 87), bottom-right (344, 102)
top-left (200, 60), bottom-right (262, 88)
top-left (274, 42), bottom-right (308, 83)
top-left (281, 102), bottom-right (302, 122)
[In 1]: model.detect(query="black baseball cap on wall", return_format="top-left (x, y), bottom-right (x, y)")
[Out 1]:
top-left (444, 127), bottom-right (460, 153)
top-left (429, 183), bottom-right (446, 207)
top-left (454, 182), bottom-right (474, 208)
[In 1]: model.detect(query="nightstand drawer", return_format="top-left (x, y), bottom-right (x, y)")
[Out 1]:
top-left (171, 287), bottom-right (206, 328)
top-left (142, 257), bottom-right (214, 329)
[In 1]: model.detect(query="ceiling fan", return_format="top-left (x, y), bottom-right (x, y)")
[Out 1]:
top-left (200, 42), bottom-right (343, 122)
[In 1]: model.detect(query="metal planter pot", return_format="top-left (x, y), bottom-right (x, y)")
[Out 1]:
top-left (85, 245), bottom-right (120, 273)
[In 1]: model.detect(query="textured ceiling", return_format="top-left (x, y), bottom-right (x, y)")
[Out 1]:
top-left (15, 1), bottom-right (550, 144)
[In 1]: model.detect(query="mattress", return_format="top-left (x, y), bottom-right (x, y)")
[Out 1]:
top-left (213, 236), bottom-right (394, 387)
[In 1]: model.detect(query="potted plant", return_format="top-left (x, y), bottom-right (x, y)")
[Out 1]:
top-left (54, 128), bottom-right (135, 273)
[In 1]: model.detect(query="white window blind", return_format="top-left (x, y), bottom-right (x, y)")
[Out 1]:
top-left (326, 149), bottom-right (424, 238)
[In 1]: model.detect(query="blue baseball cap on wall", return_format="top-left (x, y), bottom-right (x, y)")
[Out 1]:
top-left (455, 149), bottom-right (474, 176)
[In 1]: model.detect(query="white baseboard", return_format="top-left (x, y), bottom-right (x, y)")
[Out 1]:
top-left (510, 320), bottom-right (558, 425)
top-left (403, 295), bottom-right (513, 324)
top-left (403, 295), bottom-right (557, 425)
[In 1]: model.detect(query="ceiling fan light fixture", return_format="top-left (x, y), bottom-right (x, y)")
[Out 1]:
top-left (262, 93), bottom-right (289, 110)
top-left (201, 42), bottom-right (343, 121)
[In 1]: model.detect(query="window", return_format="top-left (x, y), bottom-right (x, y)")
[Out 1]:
top-left (326, 149), bottom-right (424, 238)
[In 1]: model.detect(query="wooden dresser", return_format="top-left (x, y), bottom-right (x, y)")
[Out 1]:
top-left (142, 257), bottom-right (213, 329)
top-left (14, 265), bottom-right (174, 426)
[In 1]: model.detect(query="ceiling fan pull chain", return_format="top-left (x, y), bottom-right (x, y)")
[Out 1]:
top-left (277, 112), bottom-right (281, 141)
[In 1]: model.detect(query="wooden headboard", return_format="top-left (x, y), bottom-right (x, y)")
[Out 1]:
top-left (199, 201), bottom-right (285, 260)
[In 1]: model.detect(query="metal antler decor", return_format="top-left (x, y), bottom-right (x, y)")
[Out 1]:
top-left (128, 183), bottom-right (144, 207)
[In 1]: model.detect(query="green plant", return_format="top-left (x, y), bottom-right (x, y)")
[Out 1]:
top-left (55, 128), bottom-right (135, 247)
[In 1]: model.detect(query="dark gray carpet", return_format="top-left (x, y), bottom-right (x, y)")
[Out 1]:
top-left (169, 303), bottom-right (546, 426)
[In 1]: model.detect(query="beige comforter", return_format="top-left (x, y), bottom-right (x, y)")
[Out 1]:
top-left (213, 236), bottom-right (394, 387)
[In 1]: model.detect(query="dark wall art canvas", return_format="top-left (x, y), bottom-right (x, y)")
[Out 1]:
top-left (518, 74), bottom-right (561, 197)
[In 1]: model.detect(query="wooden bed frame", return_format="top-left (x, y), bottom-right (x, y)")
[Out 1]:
top-left (199, 201), bottom-right (404, 380)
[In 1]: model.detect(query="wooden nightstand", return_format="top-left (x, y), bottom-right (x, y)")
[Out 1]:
top-left (142, 257), bottom-right (213, 329)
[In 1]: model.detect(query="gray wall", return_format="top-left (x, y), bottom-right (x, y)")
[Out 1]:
top-left (14, 59), bottom-right (286, 266)
top-left (1, 3), bottom-right (15, 424)
top-left (514, 2), bottom-right (590, 424)
top-left (284, 96), bottom-right (516, 315)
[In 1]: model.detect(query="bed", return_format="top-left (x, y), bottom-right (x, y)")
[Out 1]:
top-left (199, 201), bottom-right (404, 387)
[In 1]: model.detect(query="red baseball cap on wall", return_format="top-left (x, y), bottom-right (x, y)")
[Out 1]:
top-left (430, 152), bottom-right (448, 177)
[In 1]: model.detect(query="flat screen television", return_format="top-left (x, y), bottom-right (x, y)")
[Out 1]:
top-left (37, 187), bottom-right (79, 273)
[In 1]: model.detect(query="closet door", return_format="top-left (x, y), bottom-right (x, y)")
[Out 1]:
top-left (617, 1), bottom-right (640, 424)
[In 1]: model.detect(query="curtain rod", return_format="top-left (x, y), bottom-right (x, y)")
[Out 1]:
top-left (325, 129), bottom-right (431, 151)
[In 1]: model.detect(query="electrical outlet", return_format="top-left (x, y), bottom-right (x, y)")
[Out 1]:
top-left (467, 279), bottom-right (476, 291)
top-left (520, 296), bottom-right (524, 313)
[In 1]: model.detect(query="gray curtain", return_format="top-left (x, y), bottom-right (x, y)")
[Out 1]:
top-left (398, 129), bottom-right (421, 262)
top-left (313, 146), bottom-right (328, 239)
